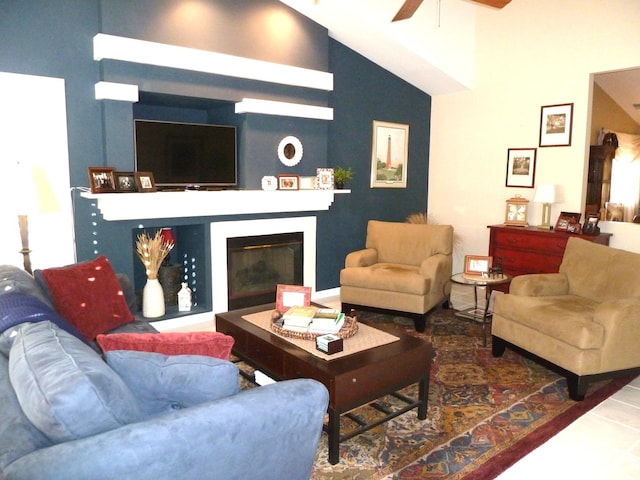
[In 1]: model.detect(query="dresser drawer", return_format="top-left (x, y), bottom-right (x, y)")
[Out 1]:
top-left (492, 247), bottom-right (562, 274)
top-left (492, 230), bottom-right (567, 255)
top-left (245, 336), bottom-right (285, 375)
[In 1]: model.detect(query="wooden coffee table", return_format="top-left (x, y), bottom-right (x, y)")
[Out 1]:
top-left (215, 303), bottom-right (432, 464)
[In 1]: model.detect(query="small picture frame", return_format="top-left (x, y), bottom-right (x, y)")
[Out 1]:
top-left (275, 284), bottom-right (311, 314)
top-left (464, 255), bottom-right (493, 276)
top-left (555, 211), bottom-right (581, 231)
top-left (115, 171), bottom-right (137, 192)
top-left (299, 176), bottom-right (317, 190)
top-left (277, 174), bottom-right (300, 190)
top-left (134, 171), bottom-right (157, 192)
top-left (505, 148), bottom-right (536, 188)
top-left (539, 103), bottom-right (574, 147)
top-left (582, 213), bottom-right (600, 235)
top-left (316, 168), bottom-right (334, 190)
top-left (88, 167), bottom-right (116, 193)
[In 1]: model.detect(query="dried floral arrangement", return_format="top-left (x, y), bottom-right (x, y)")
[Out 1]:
top-left (135, 230), bottom-right (174, 279)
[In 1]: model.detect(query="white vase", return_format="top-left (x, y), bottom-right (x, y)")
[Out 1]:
top-left (143, 278), bottom-right (165, 318)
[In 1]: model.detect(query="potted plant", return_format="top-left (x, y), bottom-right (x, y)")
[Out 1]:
top-left (333, 166), bottom-right (354, 189)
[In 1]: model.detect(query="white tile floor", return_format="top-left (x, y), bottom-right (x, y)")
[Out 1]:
top-left (496, 375), bottom-right (640, 479)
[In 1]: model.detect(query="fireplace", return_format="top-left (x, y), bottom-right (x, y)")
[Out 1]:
top-left (210, 216), bottom-right (317, 313)
top-left (226, 232), bottom-right (303, 310)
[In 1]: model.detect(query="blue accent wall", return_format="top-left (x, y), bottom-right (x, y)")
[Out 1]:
top-left (0, 0), bottom-right (431, 297)
top-left (316, 39), bottom-right (431, 288)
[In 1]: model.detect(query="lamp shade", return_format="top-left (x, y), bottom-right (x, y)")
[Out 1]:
top-left (533, 184), bottom-right (557, 204)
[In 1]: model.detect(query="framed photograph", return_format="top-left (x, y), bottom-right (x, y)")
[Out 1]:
top-left (87, 167), bottom-right (116, 193)
top-left (505, 148), bottom-right (537, 188)
top-left (370, 120), bottom-right (409, 188)
top-left (555, 211), bottom-right (581, 231)
top-left (316, 168), bottom-right (334, 190)
top-left (261, 175), bottom-right (278, 191)
top-left (115, 171), bottom-right (137, 192)
top-left (134, 171), bottom-right (157, 192)
top-left (582, 213), bottom-right (600, 235)
top-left (539, 103), bottom-right (574, 147)
top-left (275, 284), bottom-right (311, 314)
top-left (278, 174), bottom-right (299, 190)
top-left (464, 255), bottom-right (493, 276)
top-left (299, 176), bottom-right (317, 190)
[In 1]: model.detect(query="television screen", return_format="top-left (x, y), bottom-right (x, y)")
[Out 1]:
top-left (134, 120), bottom-right (237, 189)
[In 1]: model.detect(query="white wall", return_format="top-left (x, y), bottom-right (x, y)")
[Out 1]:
top-left (429, 0), bottom-right (640, 271)
top-left (0, 72), bottom-right (75, 269)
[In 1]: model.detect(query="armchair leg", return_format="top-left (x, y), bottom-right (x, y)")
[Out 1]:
top-left (413, 315), bottom-right (427, 333)
top-left (491, 336), bottom-right (507, 357)
top-left (566, 374), bottom-right (587, 401)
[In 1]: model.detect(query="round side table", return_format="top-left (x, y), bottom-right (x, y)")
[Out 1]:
top-left (450, 273), bottom-right (511, 347)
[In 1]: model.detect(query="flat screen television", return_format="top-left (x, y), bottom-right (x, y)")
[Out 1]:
top-left (134, 119), bottom-right (237, 189)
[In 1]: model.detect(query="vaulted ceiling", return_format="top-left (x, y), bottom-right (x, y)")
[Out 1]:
top-left (281, 0), bottom-right (640, 126)
top-left (280, 0), bottom-right (483, 95)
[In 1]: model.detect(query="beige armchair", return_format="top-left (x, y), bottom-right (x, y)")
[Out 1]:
top-left (492, 237), bottom-right (640, 400)
top-left (340, 220), bottom-right (453, 332)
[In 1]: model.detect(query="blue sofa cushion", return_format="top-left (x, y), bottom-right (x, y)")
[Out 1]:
top-left (106, 350), bottom-right (240, 417)
top-left (9, 321), bottom-right (142, 443)
top-left (0, 353), bottom-right (52, 471)
top-left (0, 291), bottom-right (85, 340)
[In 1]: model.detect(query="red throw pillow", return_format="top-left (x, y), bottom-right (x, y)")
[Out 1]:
top-left (96, 332), bottom-right (235, 361)
top-left (41, 256), bottom-right (134, 341)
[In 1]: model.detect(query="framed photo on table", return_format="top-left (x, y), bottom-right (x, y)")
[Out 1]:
top-left (539, 103), bottom-right (574, 147)
top-left (88, 167), bottom-right (116, 193)
top-left (275, 284), bottom-right (311, 313)
top-left (464, 255), bottom-right (493, 276)
top-left (555, 211), bottom-right (581, 231)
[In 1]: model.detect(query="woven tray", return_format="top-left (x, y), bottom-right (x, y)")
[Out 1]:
top-left (270, 310), bottom-right (359, 340)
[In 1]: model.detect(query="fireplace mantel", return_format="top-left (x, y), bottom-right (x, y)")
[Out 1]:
top-left (81, 189), bottom-right (349, 221)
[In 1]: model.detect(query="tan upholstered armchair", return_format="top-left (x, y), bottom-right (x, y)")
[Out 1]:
top-left (340, 220), bottom-right (453, 332)
top-left (492, 237), bottom-right (640, 400)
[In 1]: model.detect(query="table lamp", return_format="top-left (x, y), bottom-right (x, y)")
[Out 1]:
top-left (16, 165), bottom-right (61, 274)
top-left (533, 184), bottom-right (556, 229)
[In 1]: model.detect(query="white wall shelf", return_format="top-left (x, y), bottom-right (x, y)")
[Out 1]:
top-left (81, 189), bottom-right (349, 221)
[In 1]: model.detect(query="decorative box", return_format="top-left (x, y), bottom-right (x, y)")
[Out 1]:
top-left (316, 334), bottom-right (343, 354)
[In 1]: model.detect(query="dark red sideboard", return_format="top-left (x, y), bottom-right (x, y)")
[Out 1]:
top-left (487, 225), bottom-right (612, 290)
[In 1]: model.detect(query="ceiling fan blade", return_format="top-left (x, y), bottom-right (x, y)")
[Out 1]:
top-left (392, 0), bottom-right (425, 22)
top-left (471, 0), bottom-right (512, 8)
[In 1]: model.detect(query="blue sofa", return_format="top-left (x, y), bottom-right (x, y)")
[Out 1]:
top-left (0, 265), bottom-right (329, 480)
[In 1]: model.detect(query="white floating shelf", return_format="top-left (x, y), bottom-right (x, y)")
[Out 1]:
top-left (93, 33), bottom-right (333, 91)
top-left (81, 189), bottom-right (349, 221)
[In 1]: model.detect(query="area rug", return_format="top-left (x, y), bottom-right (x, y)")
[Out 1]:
top-left (291, 307), bottom-right (633, 479)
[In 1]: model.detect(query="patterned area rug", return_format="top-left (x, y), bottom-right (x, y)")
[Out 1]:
top-left (292, 307), bottom-right (630, 479)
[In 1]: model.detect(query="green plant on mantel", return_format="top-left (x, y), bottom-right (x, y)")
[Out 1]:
top-left (333, 166), bottom-right (354, 189)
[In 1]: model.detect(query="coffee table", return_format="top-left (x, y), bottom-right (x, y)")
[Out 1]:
top-left (215, 303), bottom-right (432, 465)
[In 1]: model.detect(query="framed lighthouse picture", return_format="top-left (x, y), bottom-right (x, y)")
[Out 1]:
top-left (370, 120), bottom-right (409, 188)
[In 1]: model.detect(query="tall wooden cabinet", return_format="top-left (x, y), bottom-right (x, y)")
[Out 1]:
top-left (487, 225), bottom-right (612, 290)
top-left (585, 145), bottom-right (616, 218)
